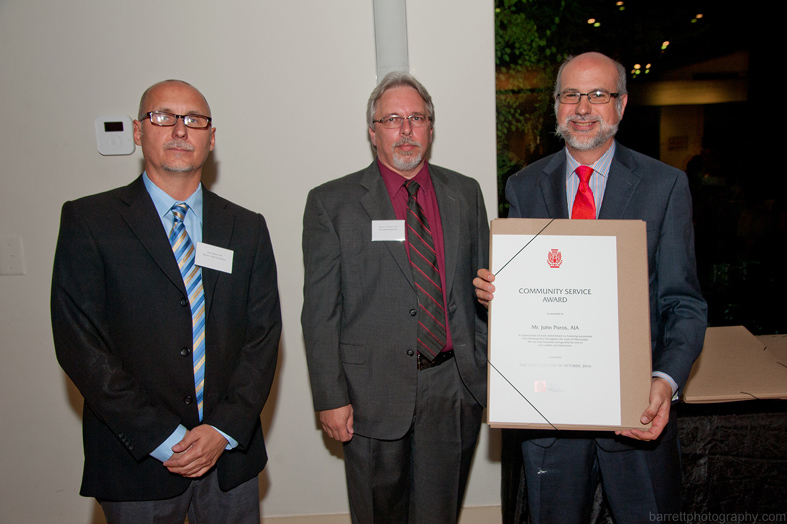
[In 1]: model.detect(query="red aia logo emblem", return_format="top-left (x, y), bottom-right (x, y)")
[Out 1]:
top-left (547, 249), bottom-right (562, 268)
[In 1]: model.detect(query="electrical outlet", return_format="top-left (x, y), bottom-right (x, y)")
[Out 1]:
top-left (0, 237), bottom-right (26, 275)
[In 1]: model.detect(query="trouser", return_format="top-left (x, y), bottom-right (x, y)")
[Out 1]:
top-left (99, 469), bottom-right (260, 524)
top-left (343, 360), bottom-right (483, 524)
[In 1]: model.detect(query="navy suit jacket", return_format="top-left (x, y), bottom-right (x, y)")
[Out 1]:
top-left (302, 162), bottom-right (489, 440)
top-left (51, 176), bottom-right (281, 500)
top-left (505, 143), bottom-right (707, 449)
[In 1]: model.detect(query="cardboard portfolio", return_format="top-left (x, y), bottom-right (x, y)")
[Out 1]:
top-left (761, 334), bottom-right (787, 371)
top-left (487, 218), bottom-right (652, 431)
top-left (682, 326), bottom-right (787, 403)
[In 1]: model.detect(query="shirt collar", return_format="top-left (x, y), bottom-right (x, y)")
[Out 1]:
top-left (564, 140), bottom-right (616, 180)
top-left (142, 172), bottom-right (203, 224)
top-left (377, 159), bottom-right (432, 198)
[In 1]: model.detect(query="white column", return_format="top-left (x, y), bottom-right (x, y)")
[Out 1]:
top-left (373, 0), bottom-right (409, 79)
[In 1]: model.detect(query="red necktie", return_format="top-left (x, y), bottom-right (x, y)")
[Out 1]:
top-left (571, 165), bottom-right (596, 219)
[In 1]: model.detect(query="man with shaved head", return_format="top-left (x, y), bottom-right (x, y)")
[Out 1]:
top-left (474, 52), bottom-right (707, 521)
top-left (52, 80), bottom-right (281, 522)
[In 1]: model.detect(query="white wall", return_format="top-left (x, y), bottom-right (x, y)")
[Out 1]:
top-left (0, 1), bottom-right (498, 521)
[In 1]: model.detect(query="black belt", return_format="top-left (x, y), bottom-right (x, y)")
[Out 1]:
top-left (417, 349), bottom-right (454, 370)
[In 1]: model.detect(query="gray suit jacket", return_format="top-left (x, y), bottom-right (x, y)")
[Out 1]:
top-left (506, 143), bottom-right (707, 453)
top-left (506, 143), bottom-right (707, 396)
top-left (302, 161), bottom-right (489, 440)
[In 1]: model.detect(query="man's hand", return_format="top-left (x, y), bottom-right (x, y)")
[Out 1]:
top-left (163, 425), bottom-right (228, 478)
top-left (616, 377), bottom-right (672, 441)
top-left (473, 268), bottom-right (495, 308)
top-left (320, 404), bottom-right (354, 442)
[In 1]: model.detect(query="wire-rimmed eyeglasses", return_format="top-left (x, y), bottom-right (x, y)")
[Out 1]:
top-left (373, 114), bottom-right (432, 129)
top-left (556, 90), bottom-right (620, 104)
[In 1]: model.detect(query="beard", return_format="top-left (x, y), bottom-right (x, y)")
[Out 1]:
top-left (556, 114), bottom-right (619, 152)
top-left (391, 137), bottom-right (423, 172)
top-left (161, 140), bottom-right (197, 173)
top-left (162, 163), bottom-right (195, 173)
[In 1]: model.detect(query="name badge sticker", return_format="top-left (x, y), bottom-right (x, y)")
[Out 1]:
top-left (372, 220), bottom-right (406, 241)
top-left (196, 242), bottom-right (234, 274)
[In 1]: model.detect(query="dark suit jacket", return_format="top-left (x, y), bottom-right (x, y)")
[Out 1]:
top-left (51, 176), bottom-right (281, 501)
top-left (301, 162), bottom-right (489, 440)
top-left (505, 142), bottom-right (707, 451)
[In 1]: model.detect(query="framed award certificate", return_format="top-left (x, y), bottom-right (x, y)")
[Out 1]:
top-left (487, 218), bottom-right (652, 431)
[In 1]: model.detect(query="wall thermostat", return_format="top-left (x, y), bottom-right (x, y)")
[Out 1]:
top-left (95, 116), bottom-right (135, 156)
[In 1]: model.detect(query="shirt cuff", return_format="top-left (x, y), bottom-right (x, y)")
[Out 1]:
top-left (150, 425), bottom-right (188, 462)
top-left (652, 371), bottom-right (679, 401)
top-left (210, 426), bottom-right (238, 450)
top-left (149, 424), bottom-right (237, 463)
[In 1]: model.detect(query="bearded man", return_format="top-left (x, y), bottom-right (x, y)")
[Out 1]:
top-left (474, 52), bottom-right (707, 522)
top-left (302, 72), bottom-right (489, 523)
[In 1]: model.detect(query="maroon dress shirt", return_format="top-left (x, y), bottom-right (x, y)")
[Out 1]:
top-left (378, 159), bottom-right (453, 352)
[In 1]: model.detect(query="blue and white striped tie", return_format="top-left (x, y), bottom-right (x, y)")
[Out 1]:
top-left (169, 203), bottom-right (206, 421)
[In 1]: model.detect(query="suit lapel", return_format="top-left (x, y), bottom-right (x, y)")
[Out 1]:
top-left (539, 145), bottom-right (641, 220)
top-left (540, 154), bottom-right (570, 218)
top-left (118, 176), bottom-right (186, 296)
top-left (359, 162), bottom-right (415, 290)
top-left (598, 144), bottom-right (641, 219)
top-left (201, 190), bottom-right (233, 320)
top-left (431, 166), bottom-right (460, 294)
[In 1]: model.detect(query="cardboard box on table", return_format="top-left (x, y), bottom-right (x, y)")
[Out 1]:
top-left (683, 326), bottom-right (787, 403)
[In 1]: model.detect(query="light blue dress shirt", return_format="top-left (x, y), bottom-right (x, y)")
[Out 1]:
top-left (142, 173), bottom-right (238, 462)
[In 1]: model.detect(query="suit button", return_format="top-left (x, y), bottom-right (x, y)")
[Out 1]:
top-left (183, 395), bottom-right (193, 405)
top-left (407, 349), bottom-right (415, 357)
top-left (180, 298), bottom-right (188, 307)
top-left (409, 309), bottom-right (417, 316)
top-left (180, 347), bottom-right (191, 356)
top-left (128, 444), bottom-right (134, 450)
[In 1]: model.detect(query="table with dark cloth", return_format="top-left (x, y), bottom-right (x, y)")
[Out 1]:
top-left (500, 400), bottom-right (787, 522)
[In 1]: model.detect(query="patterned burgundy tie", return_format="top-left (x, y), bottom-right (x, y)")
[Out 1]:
top-left (405, 180), bottom-right (446, 360)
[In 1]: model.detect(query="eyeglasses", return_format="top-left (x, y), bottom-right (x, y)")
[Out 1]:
top-left (142, 111), bottom-right (212, 129)
top-left (373, 114), bottom-right (432, 129)
top-left (557, 90), bottom-right (620, 104)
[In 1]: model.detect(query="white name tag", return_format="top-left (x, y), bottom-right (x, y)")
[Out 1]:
top-left (196, 242), bottom-right (234, 274)
top-left (372, 220), bottom-right (405, 241)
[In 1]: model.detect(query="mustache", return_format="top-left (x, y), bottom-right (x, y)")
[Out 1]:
top-left (393, 137), bottom-right (421, 148)
top-left (164, 140), bottom-right (195, 151)
top-left (565, 114), bottom-right (603, 124)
